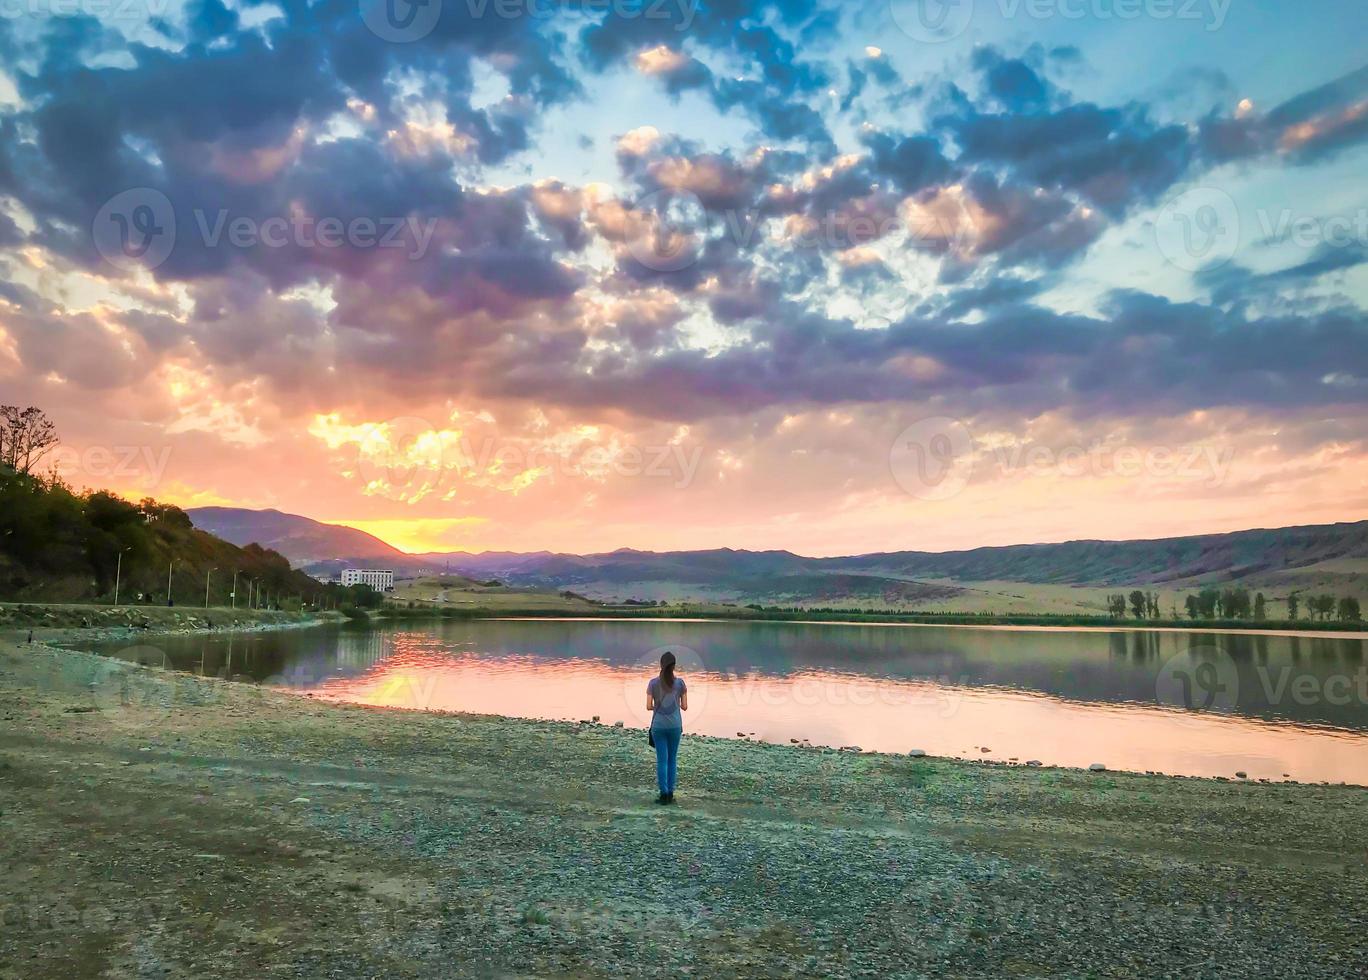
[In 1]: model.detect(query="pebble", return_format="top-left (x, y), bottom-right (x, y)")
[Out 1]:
top-left (288, 797), bottom-right (311, 804)
top-left (1088, 763), bottom-right (1107, 772)
top-left (908, 749), bottom-right (927, 758)
top-left (1026, 760), bottom-right (1042, 767)
top-left (613, 721), bottom-right (623, 728)
top-left (1235, 771), bottom-right (1247, 779)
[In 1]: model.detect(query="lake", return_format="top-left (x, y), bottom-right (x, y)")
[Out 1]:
top-left (88, 618), bottom-right (1368, 784)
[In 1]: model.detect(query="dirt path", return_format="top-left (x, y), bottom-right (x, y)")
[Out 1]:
top-left (3, 635), bottom-right (1367, 978)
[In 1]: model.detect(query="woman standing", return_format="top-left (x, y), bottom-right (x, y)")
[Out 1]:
top-left (647, 650), bottom-right (688, 804)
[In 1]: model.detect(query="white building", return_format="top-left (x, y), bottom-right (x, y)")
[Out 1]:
top-left (341, 568), bottom-right (394, 592)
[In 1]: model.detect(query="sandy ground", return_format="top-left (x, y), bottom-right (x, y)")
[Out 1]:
top-left (2, 628), bottom-right (1367, 978)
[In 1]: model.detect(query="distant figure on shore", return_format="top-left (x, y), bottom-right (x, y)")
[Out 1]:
top-left (26, 631), bottom-right (32, 644)
top-left (646, 651), bottom-right (687, 805)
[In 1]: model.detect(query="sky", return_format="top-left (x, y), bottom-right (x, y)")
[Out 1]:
top-left (1, 0), bottom-right (1366, 557)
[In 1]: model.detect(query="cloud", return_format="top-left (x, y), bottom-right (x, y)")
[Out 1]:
top-left (0, 8), bottom-right (1364, 552)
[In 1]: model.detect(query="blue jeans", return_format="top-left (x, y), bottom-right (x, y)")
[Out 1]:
top-left (652, 726), bottom-right (681, 794)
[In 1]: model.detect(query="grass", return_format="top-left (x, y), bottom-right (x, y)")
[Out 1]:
top-left (387, 577), bottom-right (602, 612)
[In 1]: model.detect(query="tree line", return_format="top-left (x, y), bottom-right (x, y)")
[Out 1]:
top-left (1106, 588), bottom-right (1361, 623)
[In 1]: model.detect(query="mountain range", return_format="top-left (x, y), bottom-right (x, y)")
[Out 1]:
top-left (187, 507), bottom-right (1368, 612)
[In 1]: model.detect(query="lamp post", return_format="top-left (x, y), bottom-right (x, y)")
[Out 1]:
top-left (231, 570), bottom-right (240, 609)
top-left (166, 559), bottom-right (176, 606)
top-left (113, 547), bottom-right (131, 606)
top-left (205, 566), bottom-right (216, 608)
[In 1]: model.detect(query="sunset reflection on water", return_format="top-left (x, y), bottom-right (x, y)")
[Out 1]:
top-left (281, 622), bottom-right (1368, 785)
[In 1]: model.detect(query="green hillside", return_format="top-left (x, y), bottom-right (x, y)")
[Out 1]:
top-left (832, 521), bottom-right (1368, 588)
top-left (0, 468), bottom-right (330, 608)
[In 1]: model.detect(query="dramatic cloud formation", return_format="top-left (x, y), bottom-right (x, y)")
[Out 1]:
top-left (0, 0), bottom-right (1364, 553)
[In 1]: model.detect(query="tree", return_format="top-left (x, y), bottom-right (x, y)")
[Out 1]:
top-left (1184, 595), bottom-right (1200, 619)
top-left (1196, 588), bottom-right (1220, 619)
top-left (0, 406), bottom-right (59, 474)
top-left (1287, 591), bottom-right (1300, 620)
top-left (1106, 594), bottom-right (1128, 618)
top-left (1338, 596), bottom-right (1362, 622)
top-left (1129, 590), bottom-right (1148, 619)
top-left (1220, 588), bottom-right (1251, 620)
top-left (1310, 594), bottom-right (1337, 621)
top-left (1253, 592), bottom-right (1266, 621)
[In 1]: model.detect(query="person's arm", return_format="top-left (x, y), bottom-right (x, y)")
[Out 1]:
top-left (646, 680), bottom-right (656, 712)
top-left (680, 681), bottom-right (688, 712)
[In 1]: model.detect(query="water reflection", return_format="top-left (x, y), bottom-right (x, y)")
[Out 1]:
top-left (86, 619), bottom-right (1368, 784)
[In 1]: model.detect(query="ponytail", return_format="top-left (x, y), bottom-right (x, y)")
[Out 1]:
top-left (659, 650), bottom-right (677, 694)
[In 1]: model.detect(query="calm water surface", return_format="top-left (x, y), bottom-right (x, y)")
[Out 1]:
top-left (90, 618), bottom-right (1368, 784)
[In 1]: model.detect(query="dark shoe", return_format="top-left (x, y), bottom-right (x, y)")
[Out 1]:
top-left (665, 792), bottom-right (676, 804)
top-left (655, 793), bottom-right (670, 805)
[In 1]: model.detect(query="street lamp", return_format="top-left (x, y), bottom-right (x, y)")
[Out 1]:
top-left (113, 547), bottom-right (131, 606)
top-left (166, 559), bottom-right (176, 606)
top-left (231, 570), bottom-right (240, 609)
top-left (205, 566), bottom-right (217, 608)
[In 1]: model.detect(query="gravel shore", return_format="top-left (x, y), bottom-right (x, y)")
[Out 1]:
top-left (2, 629), bottom-right (1366, 978)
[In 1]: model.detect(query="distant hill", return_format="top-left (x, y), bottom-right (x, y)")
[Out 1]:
top-left (192, 506), bottom-right (1368, 610)
top-left (188, 507), bottom-right (404, 565)
top-left (824, 521), bottom-right (1368, 588)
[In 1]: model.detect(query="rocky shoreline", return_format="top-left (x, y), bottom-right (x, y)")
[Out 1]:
top-left (2, 626), bottom-right (1367, 977)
